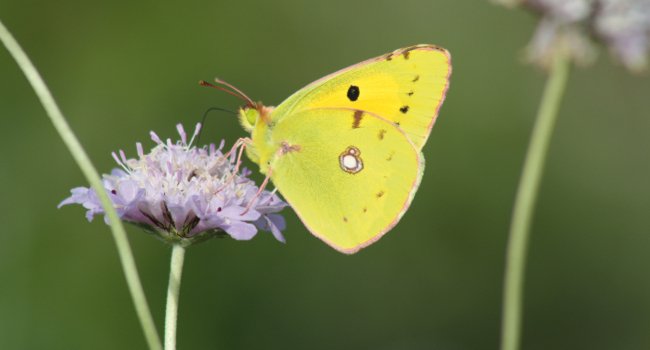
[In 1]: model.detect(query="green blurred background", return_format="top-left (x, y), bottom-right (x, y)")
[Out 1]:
top-left (1, 1), bottom-right (650, 349)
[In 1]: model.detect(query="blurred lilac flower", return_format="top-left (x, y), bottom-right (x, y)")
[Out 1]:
top-left (59, 123), bottom-right (288, 246)
top-left (493, 0), bottom-right (650, 72)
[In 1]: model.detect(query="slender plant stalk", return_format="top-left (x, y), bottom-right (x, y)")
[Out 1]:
top-left (0, 20), bottom-right (162, 350)
top-left (165, 245), bottom-right (186, 350)
top-left (500, 52), bottom-right (570, 350)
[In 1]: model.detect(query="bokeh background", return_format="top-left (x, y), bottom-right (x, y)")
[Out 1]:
top-left (1, 1), bottom-right (650, 349)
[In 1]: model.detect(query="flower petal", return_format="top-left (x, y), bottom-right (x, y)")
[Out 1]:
top-left (255, 214), bottom-right (287, 243)
top-left (223, 221), bottom-right (258, 240)
top-left (58, 187), bottom-right (91, 208)
top-left (220, 205), bottom-right (261, 221)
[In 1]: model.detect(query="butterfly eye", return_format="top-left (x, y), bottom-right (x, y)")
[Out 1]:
top-left (347, 85), bottom-right (360, 101)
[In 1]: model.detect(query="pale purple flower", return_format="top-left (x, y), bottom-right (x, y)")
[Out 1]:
top-left (595, 0), bottom-right (650, 70)
top-left (59, 123), bottom-right (288, 246)
top-left (493, 0), bottom-right (650, 72)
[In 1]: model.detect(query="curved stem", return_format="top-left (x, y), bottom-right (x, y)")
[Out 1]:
top-left (165, 245), bottom-right (186, 350)
top-left (0, 19), bottom-right (162, 350)
top-left (500, 52), bottom-right (570, 350)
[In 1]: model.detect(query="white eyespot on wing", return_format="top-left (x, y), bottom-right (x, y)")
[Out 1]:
top-left (339, 146), bottom-right (363, 174)
top-left (342, 154), bottom-right (359, 168)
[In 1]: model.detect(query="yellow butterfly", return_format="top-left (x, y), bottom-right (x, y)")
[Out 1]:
top-left (204, 44), bottom-right (451, 254)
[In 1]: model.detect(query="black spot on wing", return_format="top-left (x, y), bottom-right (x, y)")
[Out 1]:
top-left (400, 106), bottom-right (410, 114)
top-left (378, 129), bottom-right (386, 140)
top-left (407, 91), bottom-right (414, 96)
top-left (347, 85), bottom-right (360, 101)
top-left (376, 190), bottom-right (385, 198)
top-left (412, 75), bottom-right (420, 83)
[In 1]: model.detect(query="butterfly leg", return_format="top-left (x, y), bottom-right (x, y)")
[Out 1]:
top-left (239, 140), bottom-right (296, 215)
top-left (261, 188), bottom-right (279, 206)
top-left (222, 137), bottom-right (251, 161)
top-left (216, 137), bottom-right (252, 192)
top-left (240, 166), bottom-right (273, 216)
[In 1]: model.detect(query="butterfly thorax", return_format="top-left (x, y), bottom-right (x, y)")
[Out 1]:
top-left (239, 104), bottom-right (277, 174)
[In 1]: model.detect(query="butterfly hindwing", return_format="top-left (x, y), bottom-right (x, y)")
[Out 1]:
top-left (272, 45), bottom-right (451, 151)
top-left (267, 108), bottom-right (422, 253)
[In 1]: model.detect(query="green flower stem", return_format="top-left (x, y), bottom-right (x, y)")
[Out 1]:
top-left (0, 20), bottom-right (162, 350)
top-left (164, 245), bottom-right (186, 350)
top-left (500, 52), bottom-right (570, 350)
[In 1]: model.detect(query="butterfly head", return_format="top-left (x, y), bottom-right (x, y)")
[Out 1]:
top-left (238, 103), bottom-right (274, 132)
top-left (200, 79), bottom-right (275, 133)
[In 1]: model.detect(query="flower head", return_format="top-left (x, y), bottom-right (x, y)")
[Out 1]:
top-left (59, 123), bottom-right (288, 246)
top-left (494, 0), bottom-right (650, 72)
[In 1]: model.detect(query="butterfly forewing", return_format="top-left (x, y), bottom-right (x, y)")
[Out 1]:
top-left (272, 45), bottom-right (451, 151)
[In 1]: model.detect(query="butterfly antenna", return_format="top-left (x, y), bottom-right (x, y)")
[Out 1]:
top-left (199, 79), bottom-right (256, 109)
top-left (195, 107), bottom-right (237, 146)
top-left (213, 78), bottom-right (256, 107)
